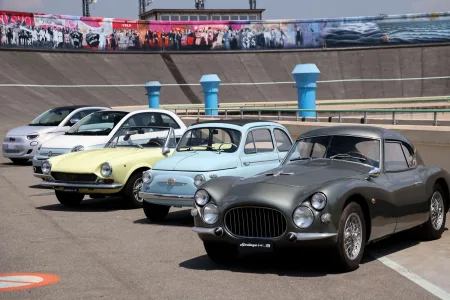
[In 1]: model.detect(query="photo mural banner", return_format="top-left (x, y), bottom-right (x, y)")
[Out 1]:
top-left (1, 10), bottom-right (450, 51)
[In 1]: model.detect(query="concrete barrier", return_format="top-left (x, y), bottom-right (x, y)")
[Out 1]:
top-left (181, 117), bottom-right (450, 172)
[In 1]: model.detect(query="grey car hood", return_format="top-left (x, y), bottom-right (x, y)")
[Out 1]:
top-left (235, 159), bottom-right (370, 188)
top-left (6, 125), bottom-right (60, 136)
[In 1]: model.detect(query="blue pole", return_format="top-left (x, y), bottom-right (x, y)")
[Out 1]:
top-left (145, 81), bottom-right (162, 108)
top-left (291, 64), bottom-right (321, 118)
top-left (200, 74), bottom-right (221, 116)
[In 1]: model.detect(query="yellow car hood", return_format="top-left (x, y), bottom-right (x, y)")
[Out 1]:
top-left (49, 147), bottom-right (168, 173)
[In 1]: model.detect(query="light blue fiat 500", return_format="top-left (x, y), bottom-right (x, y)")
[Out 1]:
top-left (139, 119), bottom-right (294, 221)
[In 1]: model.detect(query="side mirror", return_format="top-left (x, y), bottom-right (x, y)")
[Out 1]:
top-left (367, 167), bottom-right (381, 179)
top-left (123, 130), bottom-right (138, 141)
top-left (162, 146), bottom-right (170, 155)
top-left (69, 118), bottom-right (80, 126)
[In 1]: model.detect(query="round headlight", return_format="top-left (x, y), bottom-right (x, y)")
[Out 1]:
top-left (71, 145), bottom-right (84, 153)
top-left (142, 172), bottom-right (152, 184)
top-left (100, 162), bottom-right (112, 177)
top-left (27, 133), bottom-right (39, 140)
top-left (42, 160), bottom-right (51, 174)
top-left (203, 204), bottom-right (219, 224)
top-left (293, 206), bottom-right (314, 228)
top-left (194, 174), bottom-right (206, 187)
top-left (194, 189), bottom-right (209, 206)
top-left (311, 192), bottom-right (327, 210)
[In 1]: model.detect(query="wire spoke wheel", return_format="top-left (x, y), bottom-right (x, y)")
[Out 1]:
top-left (343, 213), bottom-right (363, 261)
top-left (430, 191), bottom-right (444, 231)
top-left (133, 178), bottom-right (143, 203)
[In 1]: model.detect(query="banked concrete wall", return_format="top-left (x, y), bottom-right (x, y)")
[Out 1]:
top-left (1, 44), bottom-right (450, 131)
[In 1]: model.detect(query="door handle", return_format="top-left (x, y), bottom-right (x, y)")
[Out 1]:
top-left (243, 162), bottom-right (250, 166)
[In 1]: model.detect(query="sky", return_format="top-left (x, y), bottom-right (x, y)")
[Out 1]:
top-left (0, 0), bottom-right (448, 20)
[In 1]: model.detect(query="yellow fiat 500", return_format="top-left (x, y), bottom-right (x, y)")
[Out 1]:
top-left (39, 126), bottom-right (177, 208)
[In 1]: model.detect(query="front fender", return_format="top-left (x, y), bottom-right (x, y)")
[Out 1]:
top-left (199, 176), bottom-right (243, 204)
top-left (119, 163), bottom-right (153, 184)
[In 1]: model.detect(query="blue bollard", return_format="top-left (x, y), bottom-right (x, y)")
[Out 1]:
top-left (145, 81), bottom-right (162, 108)
top-left (291, 64), bottom-right (321, 118)
top-left (200, 74), bottom-right (221, 116)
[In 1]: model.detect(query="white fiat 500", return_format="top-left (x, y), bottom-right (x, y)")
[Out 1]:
top-left (32, 108), bottom-right (186, 178)
top-left (2, 105), bottom-right (109, 165)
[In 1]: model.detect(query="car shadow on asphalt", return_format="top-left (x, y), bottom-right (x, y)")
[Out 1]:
top-left (35, 197), bottom-right (134, 212)
top-left (180, 226), bottom-right (449, 276)
top-left (179, 248), bottom-right (371, 276)
top-left (134, 209), bottom-right (194, 227)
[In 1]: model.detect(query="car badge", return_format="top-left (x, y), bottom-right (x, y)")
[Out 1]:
top-left (48, 151), bottom-right (52, 157)
top-left (167, 178), bottom-right (176, 186)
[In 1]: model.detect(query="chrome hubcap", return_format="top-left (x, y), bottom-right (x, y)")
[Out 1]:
top-left (133, 178), bottom-right (143, 203)
top-left (343, 213), bottom-right (363, 260)
top-left (431, 191), bottom-right (444, 231)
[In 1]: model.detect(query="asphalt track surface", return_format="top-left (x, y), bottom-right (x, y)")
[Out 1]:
top-left (0, 155), bottom-right (449, 299)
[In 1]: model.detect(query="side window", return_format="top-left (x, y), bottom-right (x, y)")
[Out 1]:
top-left (244, 132), bottom-right (256, 154)
top-left (161, 114), bottom-right (181, 129)
top-left (401, 143), bottom-right (416, 167)
top-left (274, 129), bottom-right (292, 152)
top-left (66, 109), bottom-right (99, 125)
top-left (385, 142), bottom-right (409, 171)
top-left (252, 129), bottom-right (274, 153)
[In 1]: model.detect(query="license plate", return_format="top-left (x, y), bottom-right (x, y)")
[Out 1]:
top-left (238, 239), bottom-right (274, 253)
top-left (7, 144), bottom-right (16, 150)
top-left (62, 187), bottom-right (78, 193)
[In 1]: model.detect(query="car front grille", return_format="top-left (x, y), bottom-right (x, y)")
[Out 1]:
top-left (51, 172), bottom-right (97, 183)
top-left (224, 206), bottom-right (287, 238)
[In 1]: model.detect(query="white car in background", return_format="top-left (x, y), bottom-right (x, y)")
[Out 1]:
top-left (2, 105), bottom-right (109, 165)
top-left (32, 108), bottom-right (187, 178)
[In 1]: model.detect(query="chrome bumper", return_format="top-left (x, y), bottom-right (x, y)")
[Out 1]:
top-left (40, 181), bottom-right (123, 189)
top-left (33, 173), bottom-right (46, 179)
top-left (139, 192), bottom-right (194, 207)
top-left (192, 227), bottom-right (337, 241)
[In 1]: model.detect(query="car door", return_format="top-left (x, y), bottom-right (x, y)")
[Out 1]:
top-left (240, 127), bottom-right (280, 176)
top-left (273, 127), bottom-right (293, 162)
top-left (384, 140), bottom-right (427, 233)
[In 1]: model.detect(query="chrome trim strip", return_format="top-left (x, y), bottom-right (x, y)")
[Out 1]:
top-left (139, 192), bottom-right (193, 200)
top-left (40, 181), bottom-right (123, 189)
top-left (33, 173), bottom-right (45, 179)
top-left (291, 232), bottom-right (337, 241)
top-left (192, 227), bottom-right (217, 235)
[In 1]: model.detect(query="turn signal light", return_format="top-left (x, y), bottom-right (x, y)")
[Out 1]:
top-left (103, 179), bottom-right (114, 184)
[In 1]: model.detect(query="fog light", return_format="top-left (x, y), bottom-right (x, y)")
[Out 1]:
top-left (321, 213), bottom-right (332, 224)
top-left (190, 208), bottom-right (198, 217)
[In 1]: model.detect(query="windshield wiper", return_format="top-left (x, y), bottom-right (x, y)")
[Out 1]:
top-left (290, 157), bottom-right (312, 161)
top-left (329, 154), bottom-right (366, 161)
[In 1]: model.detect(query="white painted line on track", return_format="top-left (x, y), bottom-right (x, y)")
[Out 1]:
top-left (370, 251), bottom-right (450, 300)
top-left (0, 75), bottom-right (449, 88)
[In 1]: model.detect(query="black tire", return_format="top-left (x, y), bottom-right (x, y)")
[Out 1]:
top-left (420, 184), bottom-right (447, 241)
top-left (55, 191), bottom-right (84, 207)
top-left (122, 171), bottom-right (146, 208)
top-left (203, 241), bottom-right (238, 265)
top-left (10, 158), bottom-right (29, 165)
top-left (143, 200), bottom-right (170, 222)
top-left (333, 202), bottom-right (366, 272)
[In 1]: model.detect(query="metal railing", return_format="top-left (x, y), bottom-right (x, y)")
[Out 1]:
top-left (175, 107), bottom-right (450, 126)
top-left (162, 96), bottom-right (450, 111)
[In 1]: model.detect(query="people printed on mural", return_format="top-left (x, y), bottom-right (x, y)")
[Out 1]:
top-left (2, 11), bottom-right (450, 51)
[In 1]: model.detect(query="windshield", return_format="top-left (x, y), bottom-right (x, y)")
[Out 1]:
top-left (176, 127), bottom-right (241, 153)
top-left (29, 107), bottom-right (78, 126)
top-left (65, 111), bottom-right (128, 136)
top-left (104, 126), bottom-right (177, 149)
top-left (282, 135), bottom-right (381, 168)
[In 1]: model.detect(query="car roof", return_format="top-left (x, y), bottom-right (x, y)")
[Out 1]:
top-left (190, 119), bottom-right (282, 130)
top-left (298, 125), bottom-right (412, 144)
top-left (55, 105), bottom-right (110, 110)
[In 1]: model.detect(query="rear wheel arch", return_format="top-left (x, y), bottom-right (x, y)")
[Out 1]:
top-left (342, 194), bottom-right (372, 243)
